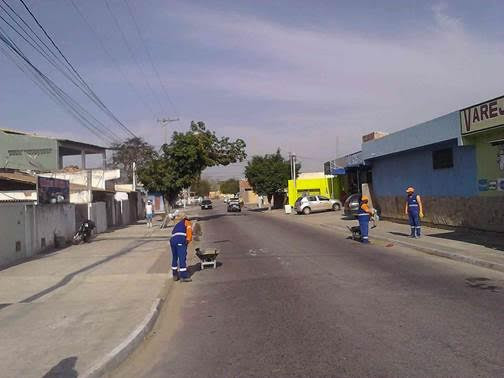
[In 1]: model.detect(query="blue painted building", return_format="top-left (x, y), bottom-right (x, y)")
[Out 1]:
top-left (331, 104), bottom-right (504, 231)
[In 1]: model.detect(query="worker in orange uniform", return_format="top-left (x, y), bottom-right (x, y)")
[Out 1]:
top-left (404, 186), bottom-right (424, 238)
top-left (358, 195), bottom-right (374, 243)
top-left (170, 212), bottom-right (193, 282)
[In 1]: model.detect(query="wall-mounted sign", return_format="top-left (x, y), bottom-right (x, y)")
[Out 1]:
top-left (460, 95), bottom-right (504, 135)
top-left (488, 180), bottom-right (497, 191)
top-left (37, 176), bottom-right (70, 204)
top-left (478, 179), bottom-right (488, 192)
top-left (498, 179), bottom-right (504, 191)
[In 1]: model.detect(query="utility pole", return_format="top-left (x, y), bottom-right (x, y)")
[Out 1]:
top-left (157, 118), bottom-right (179, 145)
top-left (292, 153), bottom-right (297, 189)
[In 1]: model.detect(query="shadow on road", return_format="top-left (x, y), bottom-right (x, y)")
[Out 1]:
top-left (195, 213), bottom-right (246, 222)
top-left (42, 356), bottom-right (78, 378)
top-left (389, 231), bottom-right (411, 237)
top-left (188, 261), bottom-right (223, 277)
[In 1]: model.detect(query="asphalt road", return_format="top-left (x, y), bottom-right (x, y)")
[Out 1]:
top-left (113, 204), bottom-right (504, 378)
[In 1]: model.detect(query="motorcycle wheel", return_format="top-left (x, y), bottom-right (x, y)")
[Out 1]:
top-left (72, 234), bottom-right (83, 245)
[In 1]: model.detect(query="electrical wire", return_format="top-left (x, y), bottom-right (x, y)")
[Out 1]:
top-left (0, 28), bottom-right (117, 144)
top-left (69, 0), bottom-right (158, 119)
top-left (103, 0), bottom-right (167, 117)
top-left (17, 0), bottom-right (137, 138)
top-left (123, 0), bottom-right (179, 118)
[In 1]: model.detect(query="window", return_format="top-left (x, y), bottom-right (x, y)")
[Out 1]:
top-left (318, 196), bottom-right (330, 201)
top-left (433, 148), bottom-right (454, 169)
top-left (308, 196), bottom-right (317, 201)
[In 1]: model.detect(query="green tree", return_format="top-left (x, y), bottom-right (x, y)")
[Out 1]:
top-left (220, 178), bottom-right (239, 194)
top-left (244, 149), bottom-right (300, 209)
top-left (138, 121), bottom-right (246, 210)
top-left (110, 137), bottom-right (155, 183)
top-left (192, 178), bottom-right (211, 197)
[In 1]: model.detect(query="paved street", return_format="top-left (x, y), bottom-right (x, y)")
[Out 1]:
top-left (113, 203), bottom-right (504, 378)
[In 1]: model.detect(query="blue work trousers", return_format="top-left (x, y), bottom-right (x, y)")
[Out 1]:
top-left (358, 216), bottom-right (370, 243)
top-left (408, 211), bottom-right (421, 236)
top-left (170, 238), bottom-right (188, 278)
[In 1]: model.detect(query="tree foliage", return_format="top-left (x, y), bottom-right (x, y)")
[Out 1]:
top-left (219, 178), bottom-right (239, 194)
top-left (137, 121), bottom-right (246, 208)
top-left (192, 178), bottom-right (211, 197)
top-left (245, 149), bottom-right (300, 208)
top-left (110, 137), bottom-right (156, 182)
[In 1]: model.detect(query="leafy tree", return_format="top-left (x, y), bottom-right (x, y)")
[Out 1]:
top-left (138, 121), bottom-right (246, 210)
top-left (244, 149), bottom-right (300, 209)
top-left (110, 137), bottom-right (155, 183)
top-left (192, 178), bottom-right (211, 197)
top-left (220, 178), bottom-right (239, 194)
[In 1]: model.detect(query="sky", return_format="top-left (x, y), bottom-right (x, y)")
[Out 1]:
top-left (2, 0), bottom-right (504, 178)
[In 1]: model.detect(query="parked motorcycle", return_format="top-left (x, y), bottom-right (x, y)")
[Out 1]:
top-left (72, 219), bottom-right (96, 244)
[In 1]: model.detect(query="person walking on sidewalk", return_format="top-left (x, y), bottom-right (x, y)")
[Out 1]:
top-left (170, 212), bottom-right (193, 282)
top-left (358, 195), bottom-right (374, 244)
top-left (145, 200), bottom-right (154, 228)
top-left (405, 186), bottom-right (424, 238)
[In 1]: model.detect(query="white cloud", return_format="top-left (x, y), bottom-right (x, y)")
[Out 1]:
top-left (84, 3), bottom-right (504, 177)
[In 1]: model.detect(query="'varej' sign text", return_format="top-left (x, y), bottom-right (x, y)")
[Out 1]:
top-left (460, 96), bottom-right (504, 135)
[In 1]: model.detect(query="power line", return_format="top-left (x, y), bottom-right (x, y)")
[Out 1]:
top-left (123, 0), bottom-right (179, 118)
top-left (17, 0), bottom-right (137, 139)
top-left (103, 0), bottom-right (167, 117)
top-left (0, 27), bottom-right (118, 144)
top-left (69, 0), bottom-right (158, 119)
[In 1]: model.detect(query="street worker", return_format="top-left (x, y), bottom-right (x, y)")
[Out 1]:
top-left (405, 186), bottom-right (424, 238)
top-left (170, 212), bottom-right (193, 282)
top-left (145, 200), bottom-right (154, 228)
top-left (358, 195), bottom-right (374, 243)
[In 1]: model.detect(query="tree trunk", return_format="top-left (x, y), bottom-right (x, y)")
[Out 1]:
top-left (160, 194), bottom-right (172, 229)
top-left (267, 194), bottom-right (273, 211)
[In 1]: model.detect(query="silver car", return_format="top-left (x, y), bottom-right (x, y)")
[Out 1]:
top-left (295, 195), bottom-right (342, 215)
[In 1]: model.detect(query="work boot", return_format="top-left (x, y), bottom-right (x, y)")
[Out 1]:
top-left (180, 278), bottom-right (192, 283)
top-left (172, 275), bottom-right (179, 282)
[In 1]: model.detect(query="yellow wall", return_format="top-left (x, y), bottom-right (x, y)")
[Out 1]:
top-left (287, 176), bottom-right (341, 207)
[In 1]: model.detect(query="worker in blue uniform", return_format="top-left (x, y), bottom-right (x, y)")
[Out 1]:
top-left (358, 195), bottom-right (374, 243)
top-left (170, 212), bottom-right (193, 282)
top-left (404, 186), bottom-right (424, 238)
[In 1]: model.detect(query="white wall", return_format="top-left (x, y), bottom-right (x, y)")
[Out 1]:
top-left (31, 204), bottom-right (76, 253)
top-left (0, 204), bottom-right (27, 267)
top-left (39, 169), bottom-right (120, 190)
top-left (0, 203), bottom-right (76, 268)
top-left (0, 191), bottom-right (37, 201)
top-left (89, 202), bottom-right (107, 233)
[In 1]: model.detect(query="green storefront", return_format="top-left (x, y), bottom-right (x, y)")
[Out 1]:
top-left (460, 96), bottom-right (504, 196)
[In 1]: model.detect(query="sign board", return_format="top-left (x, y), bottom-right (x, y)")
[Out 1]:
top-left (460, 95), bottom-right (504, 135)
top-left (37, 176), bottom-right (70, 204)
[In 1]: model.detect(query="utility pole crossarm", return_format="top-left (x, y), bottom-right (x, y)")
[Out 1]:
top-left (157, 117), bottom-right (180, 145)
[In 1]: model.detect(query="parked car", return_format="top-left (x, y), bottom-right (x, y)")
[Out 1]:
top-left (295, 195), bottom-right (342, 215)
top-left (227, 199), bottom-right (241, 212)
top-left (343, 193), bottom-right (362, 217)
top-left (201, 199), bottom-right (213, 210)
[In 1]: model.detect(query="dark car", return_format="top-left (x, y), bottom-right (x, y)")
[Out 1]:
top-left (344, 193), bottom-right (361, 217)
top-left (227, 200), bottom-right (241, 212)
top-left (201, 199), bottom-right (213, 210)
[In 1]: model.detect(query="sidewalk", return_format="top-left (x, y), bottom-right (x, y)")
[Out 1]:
top-left (0, 222), bottom-right (173, 378)
top-left (261, 208), bottom-right (504, 273)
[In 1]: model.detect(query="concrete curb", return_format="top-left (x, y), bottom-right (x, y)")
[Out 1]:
top-left (81, 297), bottom-right (164, 378)
top-left (328, 224), bottom-right (504, 274)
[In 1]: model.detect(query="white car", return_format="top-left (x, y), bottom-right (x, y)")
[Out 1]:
top-left (295, 195), bottom-right (342, 215)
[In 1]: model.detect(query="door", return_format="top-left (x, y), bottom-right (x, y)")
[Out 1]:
top-left (317, 196), bottom-right (331, 211)
top-left (308, 195), bottom-right (320, 211)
